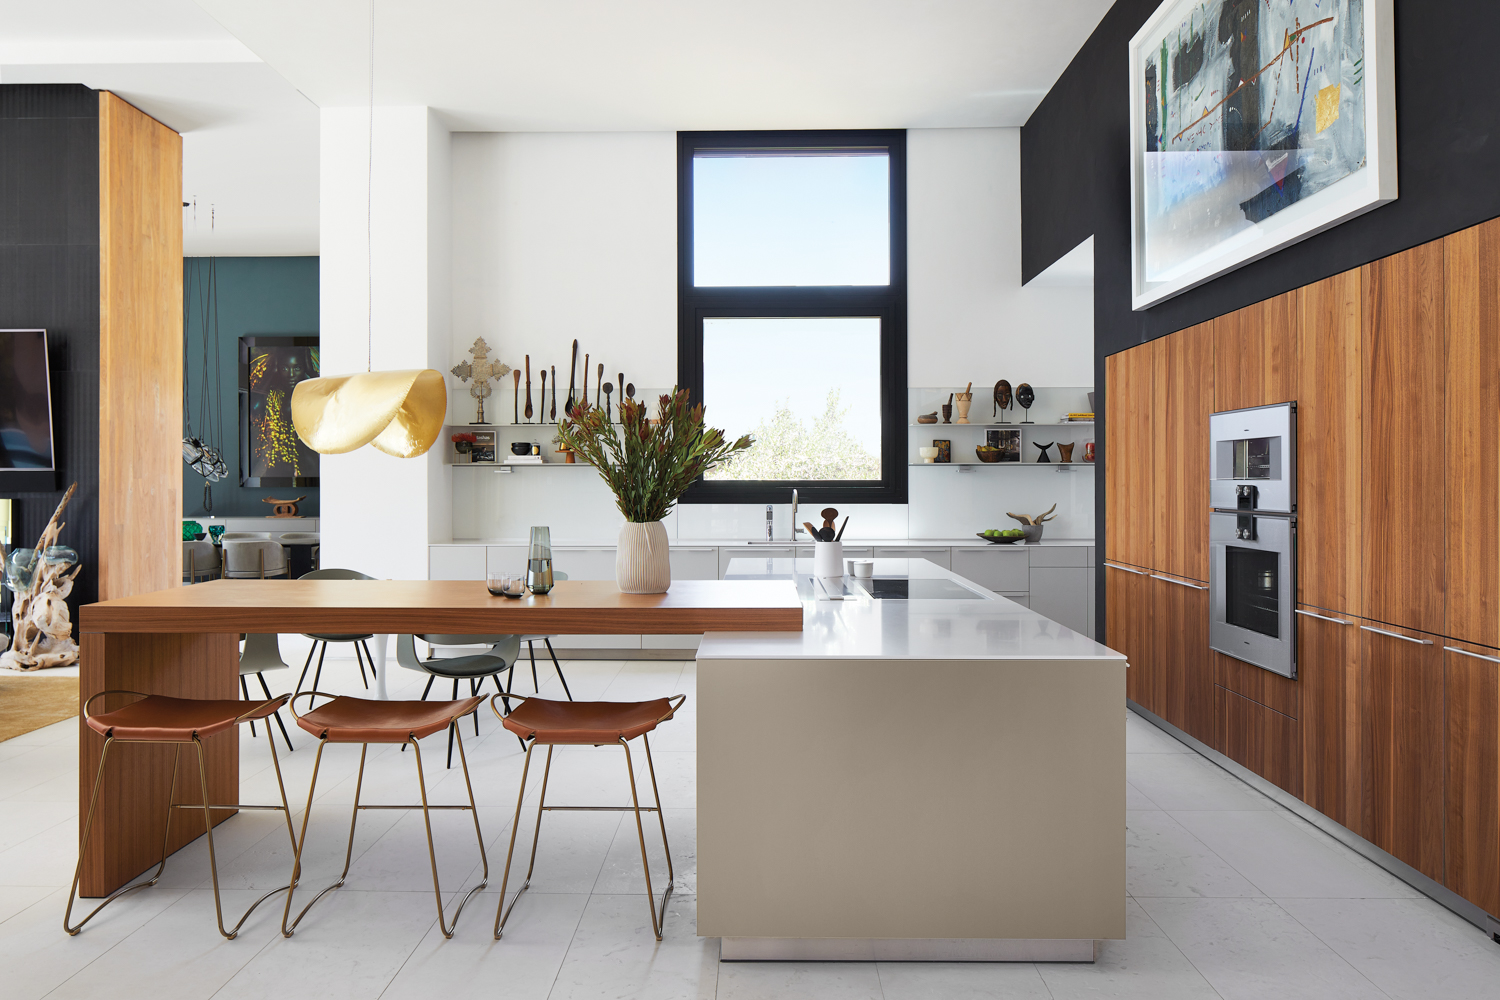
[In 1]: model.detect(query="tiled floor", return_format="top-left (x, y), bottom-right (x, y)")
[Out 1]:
top-left (2, 655), bottom-right (1499, 999)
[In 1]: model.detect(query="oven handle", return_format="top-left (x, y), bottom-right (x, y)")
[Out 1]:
top-left (1294, 608), bottom-right (1351, 625)
top-left (1104, 563), bottom-right (1146, 575)
top-left (1150, 574), bottom-right (1207, 590)
top-left (1359, 624), bottom-right (1434, 645)
top-left (1444, 646), bottom-right (1500, 664)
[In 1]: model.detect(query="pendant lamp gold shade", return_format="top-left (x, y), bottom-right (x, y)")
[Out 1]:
top-left (291, 369), bottom-right (447, 458)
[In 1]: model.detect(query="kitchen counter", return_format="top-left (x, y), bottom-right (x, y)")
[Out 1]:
top-left (697, 557), bottom-right (1125, 960)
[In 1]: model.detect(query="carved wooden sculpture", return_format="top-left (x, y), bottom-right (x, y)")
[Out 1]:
top-left (0, 483), bottom-right (82, 671)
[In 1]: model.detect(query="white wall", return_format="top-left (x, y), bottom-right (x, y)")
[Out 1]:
top-left (319, 106), bottom-right (452, 578)
top-left (440, 126), bottom-right (1094, 544)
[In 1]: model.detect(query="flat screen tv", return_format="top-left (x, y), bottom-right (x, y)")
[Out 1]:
top-left (0, 329), bottom-right (58, 492)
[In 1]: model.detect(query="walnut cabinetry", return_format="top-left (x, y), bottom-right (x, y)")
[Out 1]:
top-left (1107, 217), bottom-right (1500, 920)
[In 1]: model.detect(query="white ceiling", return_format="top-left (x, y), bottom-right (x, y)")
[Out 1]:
top-left (1, 0), bottom-right (1114, 255)
top-left (195, 0), bottom-right (1114, 131)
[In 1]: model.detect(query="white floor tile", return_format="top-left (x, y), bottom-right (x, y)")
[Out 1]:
top-left (1139, 896), bottom-right (1387, 1000)
top-left (547, 893), bottom-right (717, 1000)
top-left (877, 960), bottom-right (1052, 999)
top-left (1280, 896), bottom-right (1500, 1000)
top-left (1170, 810), bottom-right (1421, 899)
top-left (1125, 780), bottom-right (1160, 810)
top-left (1126, 713), bottom-right (1193, 753)
top-left (717, 960), bottom-right (884, 1000)
top-left (1126, 752), bottom-right (1277, 811)
top-left (1126, 809), bottom-right (1262, 898)
top-left (1038, 898), bottom-right (1219, 1000)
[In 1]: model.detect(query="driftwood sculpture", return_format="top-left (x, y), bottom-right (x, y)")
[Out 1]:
top-left (0, 483), bottom-right (82, 671)
top-left (1005, 502), bottom-right (1057, 527)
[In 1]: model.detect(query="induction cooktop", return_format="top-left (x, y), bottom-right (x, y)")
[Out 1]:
top-left (850, 577), bottom-right (986, 600)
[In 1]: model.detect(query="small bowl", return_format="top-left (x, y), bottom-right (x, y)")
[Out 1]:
top-left (918, 446), bottom-right (940, 463)
top-left (510, 441), bottom-right (533, 456)
top-left (976, 532), bottom-right (1022, 544)
top-left (975, 446), bottom-right (1002, 463)
top-left (192, 532), bottom-right (206, 541)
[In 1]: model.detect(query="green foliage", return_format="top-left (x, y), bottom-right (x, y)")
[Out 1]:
top-left (555, 389), bottom-right (753, 523)
top-left (707, 390), bottom-right (880, 481)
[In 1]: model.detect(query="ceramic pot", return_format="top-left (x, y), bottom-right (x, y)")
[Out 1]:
top-left (616, 520), bottom-right (671, 594)
top-left (813, 540), bottom-right (844, 578)
top-left (1021, 524), bottom-right (1045, 545)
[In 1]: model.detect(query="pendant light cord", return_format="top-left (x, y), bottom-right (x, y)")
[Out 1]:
top-left (367, 0), bottom-right (375, 373)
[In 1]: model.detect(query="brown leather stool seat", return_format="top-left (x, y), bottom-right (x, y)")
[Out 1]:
top-left (490, 693), bottom-right (685, 942)
top-left (295, 695), bottom-right (486, 743)
top-left (279, 692), bottom-right (490, 940)
top-left (66, 691), bottom-right (298, 941)
top-left (502, 697), bottom-right (676, 745)
top-left (86, 695), bottom-right (286, 743)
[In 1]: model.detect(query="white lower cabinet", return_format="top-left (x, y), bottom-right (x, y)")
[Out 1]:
top-left (429, 545), bottom-right (486, 581)
top-left (950, 548), bottom-right (1029, 593)
top-left (1027, 567), bottom-right (1089, 635)
top-left (874, 545), bottom-right (951, 569)
top-left (648, 547), bottom-right (722, 652)
top-left (549, 546), bottom-right (638, 649)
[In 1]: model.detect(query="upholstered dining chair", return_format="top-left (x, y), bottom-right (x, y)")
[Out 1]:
top-left (182, 540), bottom-right (220, 583)
top-left (222, 539), bottom-right (288, 579)
top-left (294, 568), bottom-right (377, 702)
top-left (397, 632), bottom-right (523, 766)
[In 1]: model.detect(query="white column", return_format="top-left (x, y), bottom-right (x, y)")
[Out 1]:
top-left (318, 106), bottom-right (452, 580)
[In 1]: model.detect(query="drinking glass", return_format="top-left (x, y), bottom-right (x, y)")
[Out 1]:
top-left (487, 570), bottom-right (525, 598)
top-left (527, 526), bottom-right (554, 595)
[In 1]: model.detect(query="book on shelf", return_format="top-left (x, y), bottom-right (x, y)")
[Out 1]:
top-left (1062, 412), bottom-right (1095, 421)
top-left (503, 455), bottom-right (545, 465)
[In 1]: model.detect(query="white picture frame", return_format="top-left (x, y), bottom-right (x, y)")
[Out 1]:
top-left (1128, 0), bottom-right (1396, 311)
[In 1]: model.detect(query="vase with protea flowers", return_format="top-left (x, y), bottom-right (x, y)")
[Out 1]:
top-left (556, 390), bottom-right (752, 593)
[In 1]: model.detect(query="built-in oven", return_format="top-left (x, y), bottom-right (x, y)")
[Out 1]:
top-left (1209, 402), bottom-right (1296, 678)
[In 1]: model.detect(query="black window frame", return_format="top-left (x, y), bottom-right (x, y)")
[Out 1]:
top-left (677, 128), bottom-right (907, 506)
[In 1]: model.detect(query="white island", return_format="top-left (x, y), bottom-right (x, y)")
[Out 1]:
top-left (698, 557), bottom-right (1126, 961)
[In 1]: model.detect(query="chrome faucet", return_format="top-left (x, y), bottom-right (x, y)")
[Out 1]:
top-left (791, 488), bottom-right (802, 541)
top-left (765, 504), bottom-right (774, 541)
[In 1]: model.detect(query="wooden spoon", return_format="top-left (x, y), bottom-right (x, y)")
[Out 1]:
top-left (596, 362), bottom-right (604, 407)
top-left (602, 382), bottom-right (614, 421)
top-left (512, 369), bottom-right (521, 424)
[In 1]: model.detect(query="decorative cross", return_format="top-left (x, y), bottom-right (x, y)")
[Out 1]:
top-left (450, 337), bottom-right (512, 424)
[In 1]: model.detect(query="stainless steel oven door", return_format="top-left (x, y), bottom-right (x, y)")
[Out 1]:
top-left (1209, 511), bottom-right (1296, 678)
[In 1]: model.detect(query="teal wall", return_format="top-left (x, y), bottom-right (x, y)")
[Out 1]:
top-left (183, 256), bottom-right (320, 517)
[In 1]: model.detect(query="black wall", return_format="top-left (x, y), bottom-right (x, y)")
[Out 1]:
top-left (0, 84), bottom-right (100, 618)
top-left (1020, 0), bottom-right (1500, 638)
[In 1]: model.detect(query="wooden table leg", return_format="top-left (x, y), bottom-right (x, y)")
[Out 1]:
top-left (78, 631), bottom-right (240, 897)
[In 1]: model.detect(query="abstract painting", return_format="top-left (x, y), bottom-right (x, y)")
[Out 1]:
top-left (239, 336), bottom-right (319, 487)
top-left (1129, 0), bottom-right (1395, 309)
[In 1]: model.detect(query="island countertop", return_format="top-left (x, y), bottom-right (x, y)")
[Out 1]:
top-left (700, 557), bottom-right (1121, 661)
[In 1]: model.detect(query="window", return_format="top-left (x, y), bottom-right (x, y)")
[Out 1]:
top-left (678, 130), bottom-right (907, 505)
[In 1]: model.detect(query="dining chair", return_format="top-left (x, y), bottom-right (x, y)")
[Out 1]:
top-left (182, 540), bottom-right (220, 583)
top-left (397, 632), bottom-right (523, 766)
top-left (222, 539), bottom-right (288, 579)
top-left (516, 571), bottom-right (573, 698)
top-left (240, 633), bottom-right (295, 752)
top-left (295, 568), bottom-right (377, 701)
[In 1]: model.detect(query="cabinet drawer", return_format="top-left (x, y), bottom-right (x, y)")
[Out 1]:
top-left (1028, 546), bottom-right (1089, 568)
top-left (551, 634), bottom-right (643, 650)
top-left (429, 546), bottom-right (485, 581)
top-left (552, 547), bottom-right (617, 581)
top-left (873, 546), bottom-right (951, 569)
top-left (669, 547), bottom-right (718, 581)
top-left (950, 548), bottom-right (1028, 592)
top-left (1216, 685), bottom-right (1301, 798)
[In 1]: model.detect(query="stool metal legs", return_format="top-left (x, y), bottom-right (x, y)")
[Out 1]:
top-left (494, 732), bottom-right (673, 941)
top-left (65, 732), bottom-right (297, 939)
top-left (281, 725), bottom-right (489, 939)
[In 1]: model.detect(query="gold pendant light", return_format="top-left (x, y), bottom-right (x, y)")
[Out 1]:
top-left (291, 0), bottom-right (446, 458)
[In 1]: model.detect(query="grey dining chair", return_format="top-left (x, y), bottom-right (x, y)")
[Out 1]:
top-left (182, 540), bottom-right (220, 583)
top-left (295, 568), bottom-right (377, 701)
top-left (514, 570), bottom-right (573, 699)
top-left (240, 633), bottom-right (295, 752)
top-left (222, 539), bottom-right (288, 579)
top-left (397, 632), bottom-right (523, 767)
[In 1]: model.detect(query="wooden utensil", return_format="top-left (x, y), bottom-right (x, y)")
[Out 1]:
top-left (513, 369), bottom-right (521, 424)
top-left (550, 366), bottom-right (558, 421)
top-left (538, 368), bottom-right (547, 422)
top-left (582, 352), bottom-right (589, 413)
top-left (834, 516), bottom-right (850, 542)
top-left (596, 363), bottom-right (603, 407)
top-left (524, 355), bottom-right (533, 421)
top-left (567, 339), bottom-right (578, 413)
top-left (602, 382), bottom-right (613, 421)
top-left (625, 383), bottom-right (635, 406)
top-left (803, 521), bottom-right (821, 540)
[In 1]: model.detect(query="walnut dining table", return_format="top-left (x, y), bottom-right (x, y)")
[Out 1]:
top-left (75, 578), bottom-right (802, 897)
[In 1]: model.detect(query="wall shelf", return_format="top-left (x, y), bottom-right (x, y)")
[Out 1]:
top-left (909, 462), bottom-right (1094, 469)
top-left (909, 422), bottom-right (1092, 428)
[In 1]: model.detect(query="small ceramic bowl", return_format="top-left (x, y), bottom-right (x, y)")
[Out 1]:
top-left (975, 446), bottom-right (1002, 463)
top-left (510, 441), bottom-right (532, 456)
top-left (918, 446), bottom-right (940, 463)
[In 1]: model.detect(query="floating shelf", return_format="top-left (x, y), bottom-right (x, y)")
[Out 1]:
top-left (909, 462), bottom-right (1094, 468)
top-left (908, 422), bottom-right (1092, 428)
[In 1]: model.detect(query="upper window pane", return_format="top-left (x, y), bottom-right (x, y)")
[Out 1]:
top-left (692, 151), bottom-right (890, 287)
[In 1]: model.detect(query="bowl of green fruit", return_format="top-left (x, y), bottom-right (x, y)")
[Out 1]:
top-left (977, 528), bottom-right (1025, 544)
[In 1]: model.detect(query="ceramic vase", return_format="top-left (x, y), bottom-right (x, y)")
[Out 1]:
top-left (813, 540), bottom-right (844, 578)
top-left (617, 520), bottom-right (671, 594)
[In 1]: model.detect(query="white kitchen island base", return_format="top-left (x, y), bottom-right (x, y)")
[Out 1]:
top-left (698, 559), bottom-right (1127, 959)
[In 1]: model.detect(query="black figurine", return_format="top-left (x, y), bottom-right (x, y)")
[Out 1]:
top-left (1034, 441), bottom-right (1054, 463)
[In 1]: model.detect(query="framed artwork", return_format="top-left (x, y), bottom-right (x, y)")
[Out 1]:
top-left (988, 428), bottom-right (1021, 463)
top-left (933, 439), bottom-right (951, 465)
top-left (1129, 0), bottom-right (1395, 309)
top-left (239, 336), bottom-right (319, 487)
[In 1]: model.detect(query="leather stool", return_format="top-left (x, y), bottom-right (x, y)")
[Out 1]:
top-left (65, 691), bottom-right (297, 939)
top-left (489, 692), bottom-right (685, 941)
top-left (280, 693), bottom-right (489, 939)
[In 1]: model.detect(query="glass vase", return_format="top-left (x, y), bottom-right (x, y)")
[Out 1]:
top-left (527, 526), bottom-right (554, 595)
